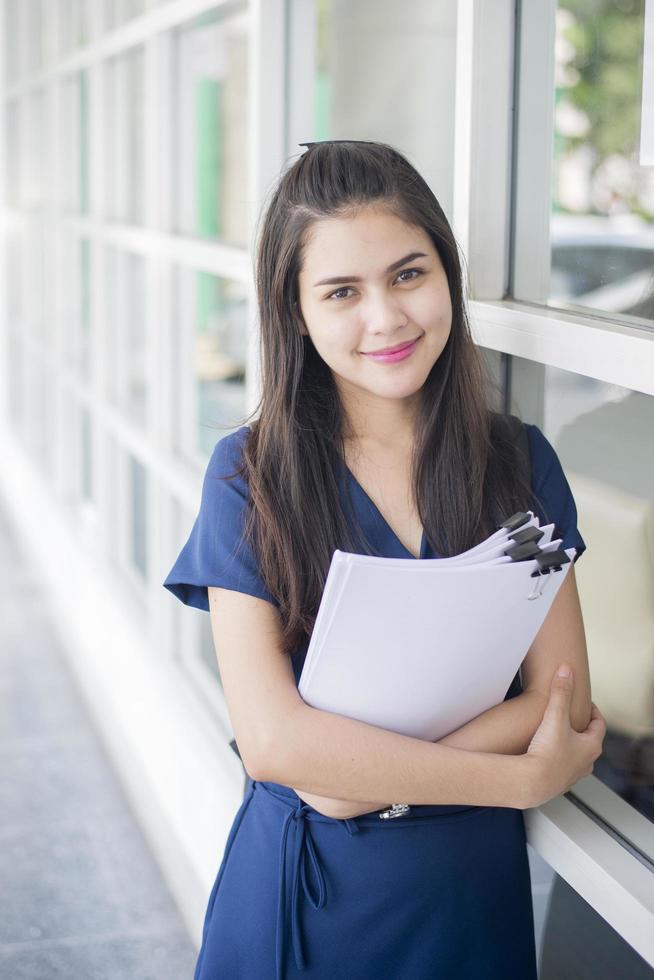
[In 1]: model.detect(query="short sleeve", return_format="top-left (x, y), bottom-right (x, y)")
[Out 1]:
top-left (525, 423), bottom-right (586, 563)
top-left (162, 428), bottom-right (278, 611)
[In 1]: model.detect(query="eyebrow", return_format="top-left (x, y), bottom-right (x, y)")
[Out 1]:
top-left (312, 251), bottom-right (429, 287)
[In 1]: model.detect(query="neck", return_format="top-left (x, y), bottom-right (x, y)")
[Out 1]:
top-left (338, 385), bottom-right (419, 453)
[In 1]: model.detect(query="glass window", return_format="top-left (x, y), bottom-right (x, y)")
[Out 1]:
top-left (6, 227), bottom-right (23, 326)
top-left (59, 1), bottom-right (92, 54)
top-left (22, 89), bottom-right (46, 211)
top-left (173, 10), bottom-right (249, 246)
top-left (174, 267), bottom-right (248, 459)
top-left (550, 1), bottom-right (654, 324)
top-left (61, 232), bottom-right (91, 379)
top-left (129, 452), bottom-right (148, 579)
top-left (81, 407), bottom-right (93, 504)
top-left (5, 99), bottom-right (20, 206)
top-left (106, 247), bottom-right (147, 425)
top-left (25, 0), bottom-right (45, 74)
top-left (7, 332), bottom-right (24, 431)
top-left (27, 355), bottom-right (48, 466)
top-left (511, 356), bottom-right (654, 835)
top-left (105, 47), bottom-right (145, 224)
top-left (59, 71), bottom-right (89, 214)
top-left (295, 1), bottom-right (457, 213)
top-left (5, 2), bottom-right (21, 84)
top-left (534, 862), bottom-right (654, 978)
top-left (104, 0), bottom-right (146, 31)
top-left (24, 223), bottom-right (46, 342)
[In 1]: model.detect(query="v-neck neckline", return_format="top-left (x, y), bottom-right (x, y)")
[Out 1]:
top-left (340, 459), bottom-right (428, 560)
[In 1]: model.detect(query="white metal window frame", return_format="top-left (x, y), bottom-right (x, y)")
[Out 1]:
top-left (452, 0), bottom-right (654, 965)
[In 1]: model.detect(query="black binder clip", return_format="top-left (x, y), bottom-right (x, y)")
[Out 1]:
top-left (528, 549), bottom-right (571, 600)
top-left (508, 526), bottom-right (544, 547)
top-left (504, 540), bottom-right (542, 562)
top-left (498, 511), bottom-right (531, 533)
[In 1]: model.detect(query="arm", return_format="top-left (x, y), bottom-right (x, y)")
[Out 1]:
top-left (208, 587), bottom-right (533, 814)
top-left (291, 566), bottom-right (592, 816)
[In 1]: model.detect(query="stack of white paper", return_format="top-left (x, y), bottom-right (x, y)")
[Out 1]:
top-left (298, 512), bottom-right (576, 742)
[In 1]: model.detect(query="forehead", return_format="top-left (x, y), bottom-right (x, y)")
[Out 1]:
top-left (299, 206), bottom-right (435, 273)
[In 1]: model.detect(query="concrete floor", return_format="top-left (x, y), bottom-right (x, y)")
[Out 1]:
top-left (0, 502), bottom-right (198, 979)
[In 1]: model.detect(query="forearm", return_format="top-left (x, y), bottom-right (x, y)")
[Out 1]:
top-left (437, 690), bottom-right (547, 755)
top-left (256, 700), bottom-right (532, 810)
top-left (289, 691), bottom-right (547, 816)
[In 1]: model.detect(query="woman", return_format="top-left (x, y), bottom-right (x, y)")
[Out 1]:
top-left (163, 140), bottom-right (605, 979)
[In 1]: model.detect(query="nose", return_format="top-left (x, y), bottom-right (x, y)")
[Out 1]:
top-left (362, 290), bottom-right (409, 337)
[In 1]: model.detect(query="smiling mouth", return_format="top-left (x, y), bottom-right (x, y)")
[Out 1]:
top-left (361, 338), bottom-right (420, 355)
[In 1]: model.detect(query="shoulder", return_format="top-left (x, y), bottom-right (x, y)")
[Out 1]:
top-left (208, 424), bottom-right (251, 470)
top-left (522, 422), bottom-right (564, 491)
top-left (522, 422), bottom-right (587, 559)
top-left (205, 425), bottom-right (252, 491)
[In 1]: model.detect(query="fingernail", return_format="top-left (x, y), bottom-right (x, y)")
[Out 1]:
top-left (557, 665), bottom-right (571, 677)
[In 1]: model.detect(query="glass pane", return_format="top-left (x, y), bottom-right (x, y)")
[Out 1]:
top-left (6, 99), bottom-right (20, 205)
top-left (301, 1), bottom-right (456, 201)
top-left (538, 871), bottom-right (654, 978)
top-left (28, 356), bottom-right (48, 466)
top-left (105, 47), bottom-right (145, 224)
top-left (106, 247), bottom-right (147, 425)
top-left (80, 239), bottom-right (92, 378)
top-left (23, 89), bottom-right (46, 210)
top-left (60, 233), bottom-right (90, 378)
top-left (511, 356), bottom-right (654, 835)
top-left (173, 10), bottom-right (249, 246)
top-left (25, 0), bottom-right (45, 74)
top-left (60, 0), bottom-right (92, 53)
top-left (551, 1), bottom-right (654, 325)
top-left (60, 72), bottom-right (88, 214)
top-left (6, 227), bottom-right (23, 325)
top-left (8, 333), bottom-right (24, 430)
top-left (80, 408), bottom-right (93, 503)
top-left (5, 2), bottom-right (21, 83)
top-left (25, 223), bottom-right (46, 342)
top-left (104, 0), bottom-right (146, 30)
top-left (175, 267), bottom-right (248, 459)
top-left (129, 453), bottom-right (148, 578)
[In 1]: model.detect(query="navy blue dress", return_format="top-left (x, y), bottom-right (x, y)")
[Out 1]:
top-left (163, 422), bottom-right (586, 980)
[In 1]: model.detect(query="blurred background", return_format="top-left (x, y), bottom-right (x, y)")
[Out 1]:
top-left (0, 0), bottom-right (653, 977)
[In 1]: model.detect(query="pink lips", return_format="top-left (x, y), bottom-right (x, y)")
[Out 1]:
top-left (361, 337), bottom-right (420, 363)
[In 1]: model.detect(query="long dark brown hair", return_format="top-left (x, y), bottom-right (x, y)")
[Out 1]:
top-left (223, 140), bottom-right (536, 658)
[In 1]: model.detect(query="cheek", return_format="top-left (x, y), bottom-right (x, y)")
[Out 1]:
top-left (315, 317), bottom-right (360, 357)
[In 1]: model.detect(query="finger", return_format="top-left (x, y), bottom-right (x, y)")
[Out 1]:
top-left (581, 717), bottom-right (606, 739)
top-left (543, 665), bottom-right (574, 722)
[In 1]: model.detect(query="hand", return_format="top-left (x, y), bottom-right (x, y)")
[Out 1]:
top-left (524, 664), bottom-right (606, 808)
top-left (291, 788), bottom-right (388, 820)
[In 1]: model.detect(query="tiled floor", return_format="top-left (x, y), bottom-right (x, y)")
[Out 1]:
top-left (0, 503), bottom-right (198, 980)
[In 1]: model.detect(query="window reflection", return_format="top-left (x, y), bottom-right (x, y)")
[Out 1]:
top-left (105, 47), bottom-right (144, 225)
top-left (551, 1), bottom-right (654, 324)
top-left (60, 71), bottom-right (89, 215)
top-left (513, 358), bottom-right (654, 828)
top-left (106, 247), bottom-right (147, 426)
top-left (129, 452), bottom-right (148, 579)
top-left (175, 267), bottom-right (247, 458)
top-left (303, 0), bottom-right (456, 208)
top-left (173, 11), bottom-right (249, 246)
top-left (104, 0), bottom-right (145, 30)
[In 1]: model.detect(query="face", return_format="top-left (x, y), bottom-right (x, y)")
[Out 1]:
top-left (296, 205), bottom-right (453, 427)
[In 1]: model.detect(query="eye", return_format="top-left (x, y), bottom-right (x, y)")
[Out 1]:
top-left (327, 286), bottom-right (355, 301)
top-left (325, 267), bottom-right (425, 301)
top-left (396, 267), bottom-right (424, 283)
